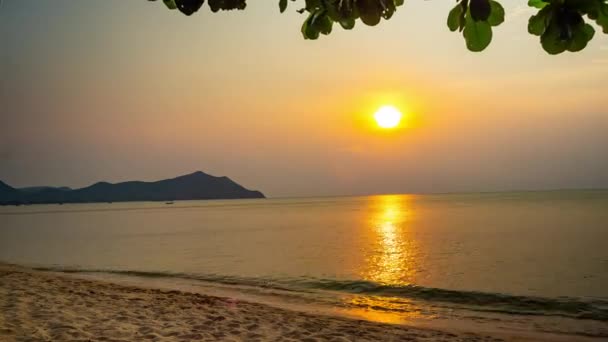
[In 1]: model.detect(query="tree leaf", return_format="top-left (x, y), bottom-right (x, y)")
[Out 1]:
top-left (594, 2), bottom-right (608, 34)
top-left (302, 12), bottom-right (320, 39)
top-left (487, 1), bottom-right (504, 26)
top-left (279, 0), bottom-right (287, 13)
top-left (357, 0), bottom-right (382, 26)
top-left (540, 21), bottom-right (568, 54)
top-left (163, 0), bottom-right (177, 10)
top-left (175, 0), bottom-right (205, 15)
top-left (463, 13), bottom-right (493, 51)
top-left (459, 1), bottom-right (467, 32)
top-left (448, 3), bottom-right (463, 32)
top-left (339, 18), bottom-right (356, 30)
top-left (470, 0), bottom-right (491, 22)
top-left (528, 0), bottom-right (548, 9)
top-left (313, 12), bottom-right (333, 35)
top-left (528, 7), bottom-right (550, 36)
top-left (567, 23), bottom-right (595, 52)
top-left (208, 0), bottom-right (246, 12)
top-left (379, 0), bottom-right (396, 20)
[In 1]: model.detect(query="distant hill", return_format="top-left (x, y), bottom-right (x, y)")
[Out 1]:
top-left (0, 181), bottom-right (21, 203)
top-left (19, 186), bottom-right (72, 193)
top-left (0, 171), bottom-right (264, 205)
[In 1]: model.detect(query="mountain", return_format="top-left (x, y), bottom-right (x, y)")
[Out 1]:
top-left (0, 181), bottom-right (21, 203)
top-left (0, 171), bottom-right (264, 205)
top-left (19, 186), bottom-right (72, 193)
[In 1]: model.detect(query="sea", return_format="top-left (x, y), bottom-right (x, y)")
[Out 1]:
top-left (1, 190), bottom-right (607, 339)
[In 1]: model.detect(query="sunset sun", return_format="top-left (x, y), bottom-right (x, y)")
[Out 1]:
top-left (374, 105), bottom-right (402, 129)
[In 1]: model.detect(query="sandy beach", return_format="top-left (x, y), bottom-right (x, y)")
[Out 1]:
top-left (0, 263), bottom-right (525, 342)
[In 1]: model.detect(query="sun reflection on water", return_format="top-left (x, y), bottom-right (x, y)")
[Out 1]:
top-left (364, 194), bottom-right (416, 285)
top-left (341, 195), bottom-right (422, 323)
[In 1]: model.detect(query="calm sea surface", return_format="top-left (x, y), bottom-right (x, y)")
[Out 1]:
top-left (1, 191), bottom-right (607, 337)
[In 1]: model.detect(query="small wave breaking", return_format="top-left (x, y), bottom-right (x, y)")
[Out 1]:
top-left (33, 266), bottom-right (608, 322)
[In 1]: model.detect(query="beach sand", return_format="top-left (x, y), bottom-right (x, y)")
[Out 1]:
top-left (0, 264), bottom-right (590, 342)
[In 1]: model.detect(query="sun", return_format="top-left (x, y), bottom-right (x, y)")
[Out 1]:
top-left (374, 105), bottom-right (402, 129)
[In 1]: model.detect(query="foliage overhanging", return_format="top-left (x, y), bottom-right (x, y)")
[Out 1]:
top-left (148, 0), bottom-right (608, 54)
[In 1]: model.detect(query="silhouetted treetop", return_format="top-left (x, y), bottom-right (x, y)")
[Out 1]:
top-left (148, 0), bottom-right (608, 54)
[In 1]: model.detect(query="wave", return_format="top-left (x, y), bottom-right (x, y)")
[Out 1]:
top-left (33, 266), bottom-right (608, 322)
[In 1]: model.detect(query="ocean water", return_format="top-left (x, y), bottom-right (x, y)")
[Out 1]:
top-left (1, 191), bottom-right (607, 338)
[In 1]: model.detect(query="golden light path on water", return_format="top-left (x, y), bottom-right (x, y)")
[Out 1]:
top-left (366, 194), bottom-right (414, 285)
top-left (341, 195), bottom-right (424, 324)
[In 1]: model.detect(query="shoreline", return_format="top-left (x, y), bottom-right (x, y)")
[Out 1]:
top-left (0, 263), bottom-right (491, 342)
top-left (1, 264), bottom-right (600, 341)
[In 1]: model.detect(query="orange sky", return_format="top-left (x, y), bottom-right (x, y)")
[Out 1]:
top-left (1, 1), bottom-right (607, 196)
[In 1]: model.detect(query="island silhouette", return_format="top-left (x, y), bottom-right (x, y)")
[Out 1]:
top-left (0, 171), bottom-right (264, 205)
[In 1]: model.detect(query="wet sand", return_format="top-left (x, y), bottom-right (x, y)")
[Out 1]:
top-left (0, 264), bottom-right (590, 342)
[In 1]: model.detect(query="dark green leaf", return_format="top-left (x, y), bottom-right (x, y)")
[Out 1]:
top-left (163, 0), bottom-right (177, 10)
top-left (528, 0), bottom-right (548, 9)
top-left (312, 12), bottom-right (333, 35)
top-left (594, 3), bottom-right (608, 33)
top-left (302, 12), bottom-right (320, 39)
top-left (279, 0), bottom-right (287, 13)
top-left (379, 0), bottom-right (396, 20)
top-left (487, 1), bottom-right (504, 26)
top-left (357, 0), bottom-right (382, 26)
top-left (448, 4), bottom-right (463, 32)
top-left (463, 13), bottom-right (493, 51)
top-left (567, 23), bottom-right (594, 52)
top-left (540, 21), bottom-right (568, 54)
top-left (528, 7), bottom-right (551, 36)
top-left (459, 4), bottom-right (467, 32)
top-left (339, 18), bottom-right (356, 30)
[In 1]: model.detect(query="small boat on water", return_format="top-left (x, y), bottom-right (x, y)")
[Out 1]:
top-left (165, 201), bottom-right (174, 205)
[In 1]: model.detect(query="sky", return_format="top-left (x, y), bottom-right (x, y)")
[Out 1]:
top-left (1, 0), bottom-right (607, 197)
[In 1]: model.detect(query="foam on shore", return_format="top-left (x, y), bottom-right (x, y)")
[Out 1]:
top-left (0, 264), bottom-right (599, 342)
